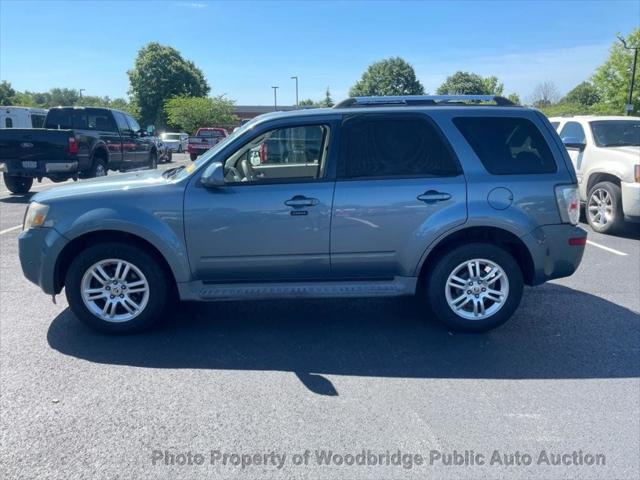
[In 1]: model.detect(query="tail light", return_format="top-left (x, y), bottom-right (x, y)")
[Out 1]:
top-left (635, 164), bottom-right (640, 183)
top-left (259, 143), bottom-right (268, 164)
top-left (68, 136), bottom-right (78, 154)
top-left (555, 185), bottom-right (580, 225)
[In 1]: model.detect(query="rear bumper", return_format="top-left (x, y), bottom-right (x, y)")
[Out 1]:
top-left (621, 181), bottom-right (640, 217)
top-left (0, 159), bottom-right (78, 177)
top-left (19, 227), bottom-right (68, 295)
top-left (522, 224), bottom-right (587, 285)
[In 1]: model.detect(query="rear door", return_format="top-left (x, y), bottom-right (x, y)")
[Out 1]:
top-left (330, 113), bottom-right (467, 278)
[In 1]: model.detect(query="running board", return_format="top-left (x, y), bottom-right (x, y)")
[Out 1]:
top-left (178, 277), bottom-right (418, 301)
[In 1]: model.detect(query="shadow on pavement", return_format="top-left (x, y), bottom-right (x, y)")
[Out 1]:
top-left (47, 284), bottom-right (639, 395)
top-left (0, 192), bottom-right (35, 204)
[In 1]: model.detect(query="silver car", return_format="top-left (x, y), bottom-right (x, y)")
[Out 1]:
top-left (160, 132), bottom-right (188, 153)
top-left (19, 95), bottom-right (586, 333)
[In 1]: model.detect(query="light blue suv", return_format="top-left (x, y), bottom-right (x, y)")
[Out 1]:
top-left (19, 96), bottom-right (587, 333)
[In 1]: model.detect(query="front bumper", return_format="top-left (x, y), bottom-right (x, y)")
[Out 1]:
top-left (0, 159), bottom-right (78, 177)
top-left (621, 181), bottom-right (640, 217)
top-left (521, 224), bottom-right (587, 285)
top-left (19, 227), bottom-right (68, 295)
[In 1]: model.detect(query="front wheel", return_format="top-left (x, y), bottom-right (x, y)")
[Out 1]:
top-left (149, 151), bottom-right (158, 169)
top-left (3, 174), bottom-right (33, 194)
top-left (65, 243), bottom-right (170, 333)
top-left (425, 243), bottom-right (523, 332)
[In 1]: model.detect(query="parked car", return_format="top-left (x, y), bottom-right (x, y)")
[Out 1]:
top-left (0, 107), bottom-right (158, 194)
top-left (187, 127), bottom-right (228, 161)
top-left (19, 95), bottom-right (586, 334)
top-left (152, 136), bottom-right (172, 164)
top-left (550, 116), bottom-right (640, 233)
top-left (1, 106), bottom-right (48, 129)
top-left (160, 132), bottom-right (188, 152)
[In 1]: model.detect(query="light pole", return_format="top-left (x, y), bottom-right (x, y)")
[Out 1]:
top-left (618, 35), bottom-right (639, 116)
top-left (271, 86), bottom-right (279, 111)
top-left (290, 76), bottom-right (299, 108)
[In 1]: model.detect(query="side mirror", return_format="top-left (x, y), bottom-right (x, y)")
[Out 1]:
top-left (562, 137), bottom-right (586, 151)
top-left (146, 125), bottom-right (156, 136)
top-left (200, 162), bottom-right (225, 187)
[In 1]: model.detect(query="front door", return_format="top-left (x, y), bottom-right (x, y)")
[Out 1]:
top-left (184, 122), bottom-right (336, 282)
top-left (330, 113), bottom-right (468, 278)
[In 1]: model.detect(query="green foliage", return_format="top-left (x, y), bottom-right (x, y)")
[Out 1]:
top-left (0, 81), bottom-right (16, 105)
top-left (128, 42), bottom-right (210, 127)
top-left (591, 28), bottom-right (640, 114)
top-left (350, 57), bottom-right (424, 96)
top-left (436, 71), bottom-right (504, 95)
top-left (164, 96), bottom-right (237, 134)
top-left (538, 102), bottom-right (620, 117)
top-left (507, 93), bottom-right (521, 104)
top-left (299, 98), bottom-right (317, 107)
top-left (562, 81), bottom-right (601, 106)
top-left (300, 87), bottom-right (334, 108)
top-left (321, 87), bottom-right (334, 107)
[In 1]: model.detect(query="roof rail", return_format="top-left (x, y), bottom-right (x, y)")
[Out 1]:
top-left (333, 95), bottom-right (516, 108)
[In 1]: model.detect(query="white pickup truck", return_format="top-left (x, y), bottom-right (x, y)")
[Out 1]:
top-left (550, 116), bottom-right (640, 234)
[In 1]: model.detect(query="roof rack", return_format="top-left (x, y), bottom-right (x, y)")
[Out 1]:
top-left (333, 95), bottom-right (516, 108)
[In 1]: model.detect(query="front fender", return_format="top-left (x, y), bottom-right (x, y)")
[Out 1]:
top-left (56, 205), bottom-right (191, 283)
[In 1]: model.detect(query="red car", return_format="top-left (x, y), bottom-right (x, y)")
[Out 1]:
top-left (187, 127), bottom-right (228, 161)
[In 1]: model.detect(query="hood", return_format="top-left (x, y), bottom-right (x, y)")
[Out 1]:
top-left (33, 169), bottom-right (170, 203)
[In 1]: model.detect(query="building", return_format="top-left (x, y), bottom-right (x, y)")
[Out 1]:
top-left (233, 105), bottom-right (296, 123)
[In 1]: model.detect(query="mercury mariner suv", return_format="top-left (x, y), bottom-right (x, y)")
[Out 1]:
top-left (19, 95), bottom-right (586, 333)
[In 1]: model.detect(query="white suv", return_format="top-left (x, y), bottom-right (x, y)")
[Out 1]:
top-left (550, 116), bottom-right (640, 233)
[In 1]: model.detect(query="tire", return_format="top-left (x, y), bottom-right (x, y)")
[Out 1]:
top-left (586, 181), bottom-right (624, 234)
top-left (3, 174), bottom-right (33, 194)
top-left (166, 151), bottom-right (172, 163)
top-left (149, 151), bottom-right (158, 169)
top-left (65, 242), bottom-right (171, 334)
top-left (190, 153), bottom-right (197, 161)
top-left (424, 243), bottom-right (524, 332)
top-left (84, 158), bottom-right (108, 179)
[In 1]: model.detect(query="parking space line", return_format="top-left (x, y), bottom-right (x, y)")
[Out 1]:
top-left (586, 240), bottom-right (628, 256)
top-left (0, 225), bottom-right (22, 235)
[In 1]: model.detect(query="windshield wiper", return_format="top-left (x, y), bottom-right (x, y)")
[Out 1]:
top-left (162, 166), bottom-right (185, 179)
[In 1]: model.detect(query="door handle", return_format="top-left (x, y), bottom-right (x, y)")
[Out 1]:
top-left (285, 195), bottom-right (319, 207)
top-left (417, 190), bottom-right (451, 203)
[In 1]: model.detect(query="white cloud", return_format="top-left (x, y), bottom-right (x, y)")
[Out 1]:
top-left (414, 43), bottom-right (611, 99)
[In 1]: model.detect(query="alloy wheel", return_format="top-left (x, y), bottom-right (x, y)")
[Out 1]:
top-left (80, 259), bottom-right (150, 322)
top-left (444, 258), bottom-right (509, 320)
top-left (587, 188), bottom-right (613, 228)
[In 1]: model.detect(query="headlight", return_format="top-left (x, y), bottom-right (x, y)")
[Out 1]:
top-left (23, 202), bottom-right (51, 231)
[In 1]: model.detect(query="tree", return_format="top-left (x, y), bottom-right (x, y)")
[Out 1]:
top-left (128, 43), bottom-right (210, 127)
top-left (507, 93), bottom-right (521, 104)
top-left (164, 96), bottom-right (237, 134)
top-left (299, 98), bottom-right (317, 107)
top-left (349, 57), bottom-right (424, 96)
top-left (0, 81), bottom-right (16, 105)
top-left (530, 81), bottom-right (559, 107)
top-left (320, 87), bottom-right (334, 107)
top-left (437, 71), bottom-right (504, 95)
top-left (562, 81), bottom-right (601, 106)
top-left (592, 28), bottom-right (640, 114)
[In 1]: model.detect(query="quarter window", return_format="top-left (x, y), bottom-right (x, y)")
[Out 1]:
top-left (454, 117), bottom-right (557, 175)
top-left (224, 125), bottom-right (329, 183)
top-left (338, 114), bottom-right (460, 179)
top-left (30, 114), bottom-right (46, 128)
top-left (559, 122), bottom-right (586, 143)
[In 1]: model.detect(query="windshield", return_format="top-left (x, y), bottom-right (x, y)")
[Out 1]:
top-left (172, 120), bottom-right (259, 181)
top-left (590, 120), bottom-right (640, 147)
top-left (162, 133), bottom-right (180, 140)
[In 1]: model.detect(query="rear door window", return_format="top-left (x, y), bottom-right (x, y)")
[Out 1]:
top-left (454, 117), bottom-right (557, 175)
top-left (338, 114), bottom-right (461, 179)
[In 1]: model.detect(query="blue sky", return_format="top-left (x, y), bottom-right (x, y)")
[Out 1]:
top-left (1, 0), bottom-right (638, 105)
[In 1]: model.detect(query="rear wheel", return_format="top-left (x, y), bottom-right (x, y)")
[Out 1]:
top-left (424, 243), bottom-right (523, 332)
top-left (586, 181), bottom-right (623, 234)
top-left (3, 174), bottom-right (33, 194)
top-left (82, 157), bottom-right (108, 179)
top-left (65, 243), bottom-right (170, 333)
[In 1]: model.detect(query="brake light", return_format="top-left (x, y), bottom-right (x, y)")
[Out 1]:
top-left (569, 237), bottom-right (587, 246)
top-left (259, 143), bottom-right (268, 164)
top-left (68, 136), bottom-right (78, 154)
top-left (635, 164), bottom-right (640, 183)
top-left (554, 185), bottom-right (580, 225)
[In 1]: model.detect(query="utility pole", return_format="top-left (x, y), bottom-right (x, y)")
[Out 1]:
top-left (271, 86), bottom-right (279, 111)
top-left (618, 35), bottom-right (639, 116)
top-left (290, 76), bottom-right (299, 108)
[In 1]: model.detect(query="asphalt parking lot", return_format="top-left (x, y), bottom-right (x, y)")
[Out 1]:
top-left (1, 156), bottom-right (638, 479)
